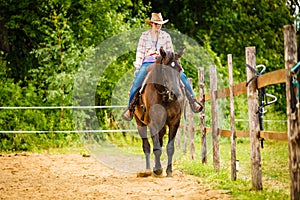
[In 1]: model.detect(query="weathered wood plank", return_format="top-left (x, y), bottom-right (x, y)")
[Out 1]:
top-left (259, 131), bottom-right (288, 141)
top-left (204, 127), bottom-right (287, 141)
top-left (205, 81), bottom-right (247, 101)
top-left (204, 93), bottom-right (210, 101)
top-left (204, 68), bottom-right (286, 101)
top-left (233, 81), bottom-right (247, 96)
top-left (218, 130), bottom-right (249, 138)
top-left (257, 68), bottom-right (286, 89)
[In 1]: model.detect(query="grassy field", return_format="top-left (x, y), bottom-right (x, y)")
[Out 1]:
top-left (176, 136), bottom-right (290, 200)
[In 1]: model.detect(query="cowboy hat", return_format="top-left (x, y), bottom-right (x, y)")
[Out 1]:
top-left (145, 13), bottom-right (169, 25)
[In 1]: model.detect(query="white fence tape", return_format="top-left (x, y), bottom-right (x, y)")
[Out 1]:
top-left (0, 105), bottom-right (126, 109)
top-left (0, 130), bottom-right (138, 134)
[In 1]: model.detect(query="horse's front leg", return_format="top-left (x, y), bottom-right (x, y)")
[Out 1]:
top-left (166, 122), bottom-right (180, 177)
top-left (150, 126), bottom-right (163, 176)
top-left (137, 125), bottom-right (151, 170)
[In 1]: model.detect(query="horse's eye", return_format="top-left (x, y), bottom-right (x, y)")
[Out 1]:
top-left (171, 62), bottom-right (175, 67)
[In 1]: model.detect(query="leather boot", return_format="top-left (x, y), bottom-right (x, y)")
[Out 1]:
top-left (121, 107), bottom-right (133, 121)
top-left (186, 90), bottom-right (203, 113)
top-left (121, 94), bottom-right (139, 121)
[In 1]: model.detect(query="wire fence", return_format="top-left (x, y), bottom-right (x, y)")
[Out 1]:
top-left (0, 105), bottom-right (126, 109)
top-left (0, 130), bottom-right (138, 134)
top-left (0, 106), bottom-right (286, 133)
top-left (0, 105), bottom-right (133, 134)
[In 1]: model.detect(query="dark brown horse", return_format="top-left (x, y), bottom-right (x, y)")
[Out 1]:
top-left (134, 47), bottom-right (185, 177)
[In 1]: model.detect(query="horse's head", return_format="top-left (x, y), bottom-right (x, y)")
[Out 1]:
top-left (154, 46), bottom-right (185, 101)
top-left (158, 46), bottom-right (184, 73)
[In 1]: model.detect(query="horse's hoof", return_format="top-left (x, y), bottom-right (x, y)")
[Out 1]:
top-left (166, 170), bottom-right (172, 177)
top-left (136, 169), bottom-right (152, 178)
top-left (153, 168), bottom-right (163, 177)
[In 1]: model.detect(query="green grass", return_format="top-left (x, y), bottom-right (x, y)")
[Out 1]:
top-left (0, 133), bottom-right (82, 152)
top-left (175, 136), bottom-right (290, 199)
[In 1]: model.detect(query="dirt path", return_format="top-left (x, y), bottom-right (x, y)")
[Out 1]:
top-left (0, 153), bottom-right (230, 200)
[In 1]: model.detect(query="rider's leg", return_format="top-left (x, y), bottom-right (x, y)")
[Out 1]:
top-left (180, 72), bottom-right (203, 113)
top-left (122, 62), bottom-right (153, 121)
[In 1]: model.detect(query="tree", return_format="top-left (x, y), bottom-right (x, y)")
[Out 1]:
top-left (143, 0), bottom-right (294, 116)
top-left (0, 0), bottom-right (148, 151)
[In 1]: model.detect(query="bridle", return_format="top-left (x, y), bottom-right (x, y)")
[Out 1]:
top-left (156, 52), bottom-right (181, 101)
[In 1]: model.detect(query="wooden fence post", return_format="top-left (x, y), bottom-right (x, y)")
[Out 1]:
top-left (198, 67), bottom-right (207, 164)
top-left (210, 65), bottom-right (220, 171)
top-left (284, 24), bottom-right (300, 200)
top-left (188, 78), bottom-right (195, 159)
top-left (176, 129), bottom-right (181, 149)
top-left (246, 46), bottom-right (263, 190)
top-left (228, 54), bottom-right (237, 181)
top-left (183, 99), bottom-right (188, 154)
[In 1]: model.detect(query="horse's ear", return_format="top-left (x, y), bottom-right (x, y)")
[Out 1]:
top-left (177, 47), bottom-right (186, 58)
top-left (160, 46), bottom-right (166, 58)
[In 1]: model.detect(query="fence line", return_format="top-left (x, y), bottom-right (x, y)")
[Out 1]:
top-left (0, 130), bottom-right (138, 134)
top-left (0, 105), bottom-right (126, 109)
top-left (197, 25), bottom-right (299, 195)
top-left (234, 119), bottom-right (286, 123)
top-left (0, 106), bottom-right (130, 134)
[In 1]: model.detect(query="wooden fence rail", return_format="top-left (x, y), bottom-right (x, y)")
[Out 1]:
top-left (194, 66), bottom-right (288, 145)
top-left (194, 128), bottom-right (288, 141)
top-left (194, 67), bottom-right (288, 141)
top-left (204, 68), bottom-right (286, 101)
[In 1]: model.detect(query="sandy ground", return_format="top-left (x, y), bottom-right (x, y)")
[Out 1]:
top-left (0, 153), bottom-right (230, 200)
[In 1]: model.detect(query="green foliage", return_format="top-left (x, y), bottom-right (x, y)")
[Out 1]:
top-left (0, 0), bottom-right (148, 151)
top-left (0, 53), bottom-right (80, 151)
top-left (0, 0), bottom-right (296, 152)
top-left (147, 0), bottom-right (295, 118)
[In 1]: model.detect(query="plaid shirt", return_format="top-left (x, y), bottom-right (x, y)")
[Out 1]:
top-left (133, 30), bottom-right (173, 70)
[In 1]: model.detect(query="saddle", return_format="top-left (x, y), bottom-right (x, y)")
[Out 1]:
top-left (139, 71), bottom-right (184, 103)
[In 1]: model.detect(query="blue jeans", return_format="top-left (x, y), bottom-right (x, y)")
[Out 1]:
top-left (128, 62), bottom-right (194, 104)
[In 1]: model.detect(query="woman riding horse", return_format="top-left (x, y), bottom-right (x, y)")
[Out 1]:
top-left (122, 13), bottom-right (202, 121)
top-left (134, 47), bottom-right (186, 177)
